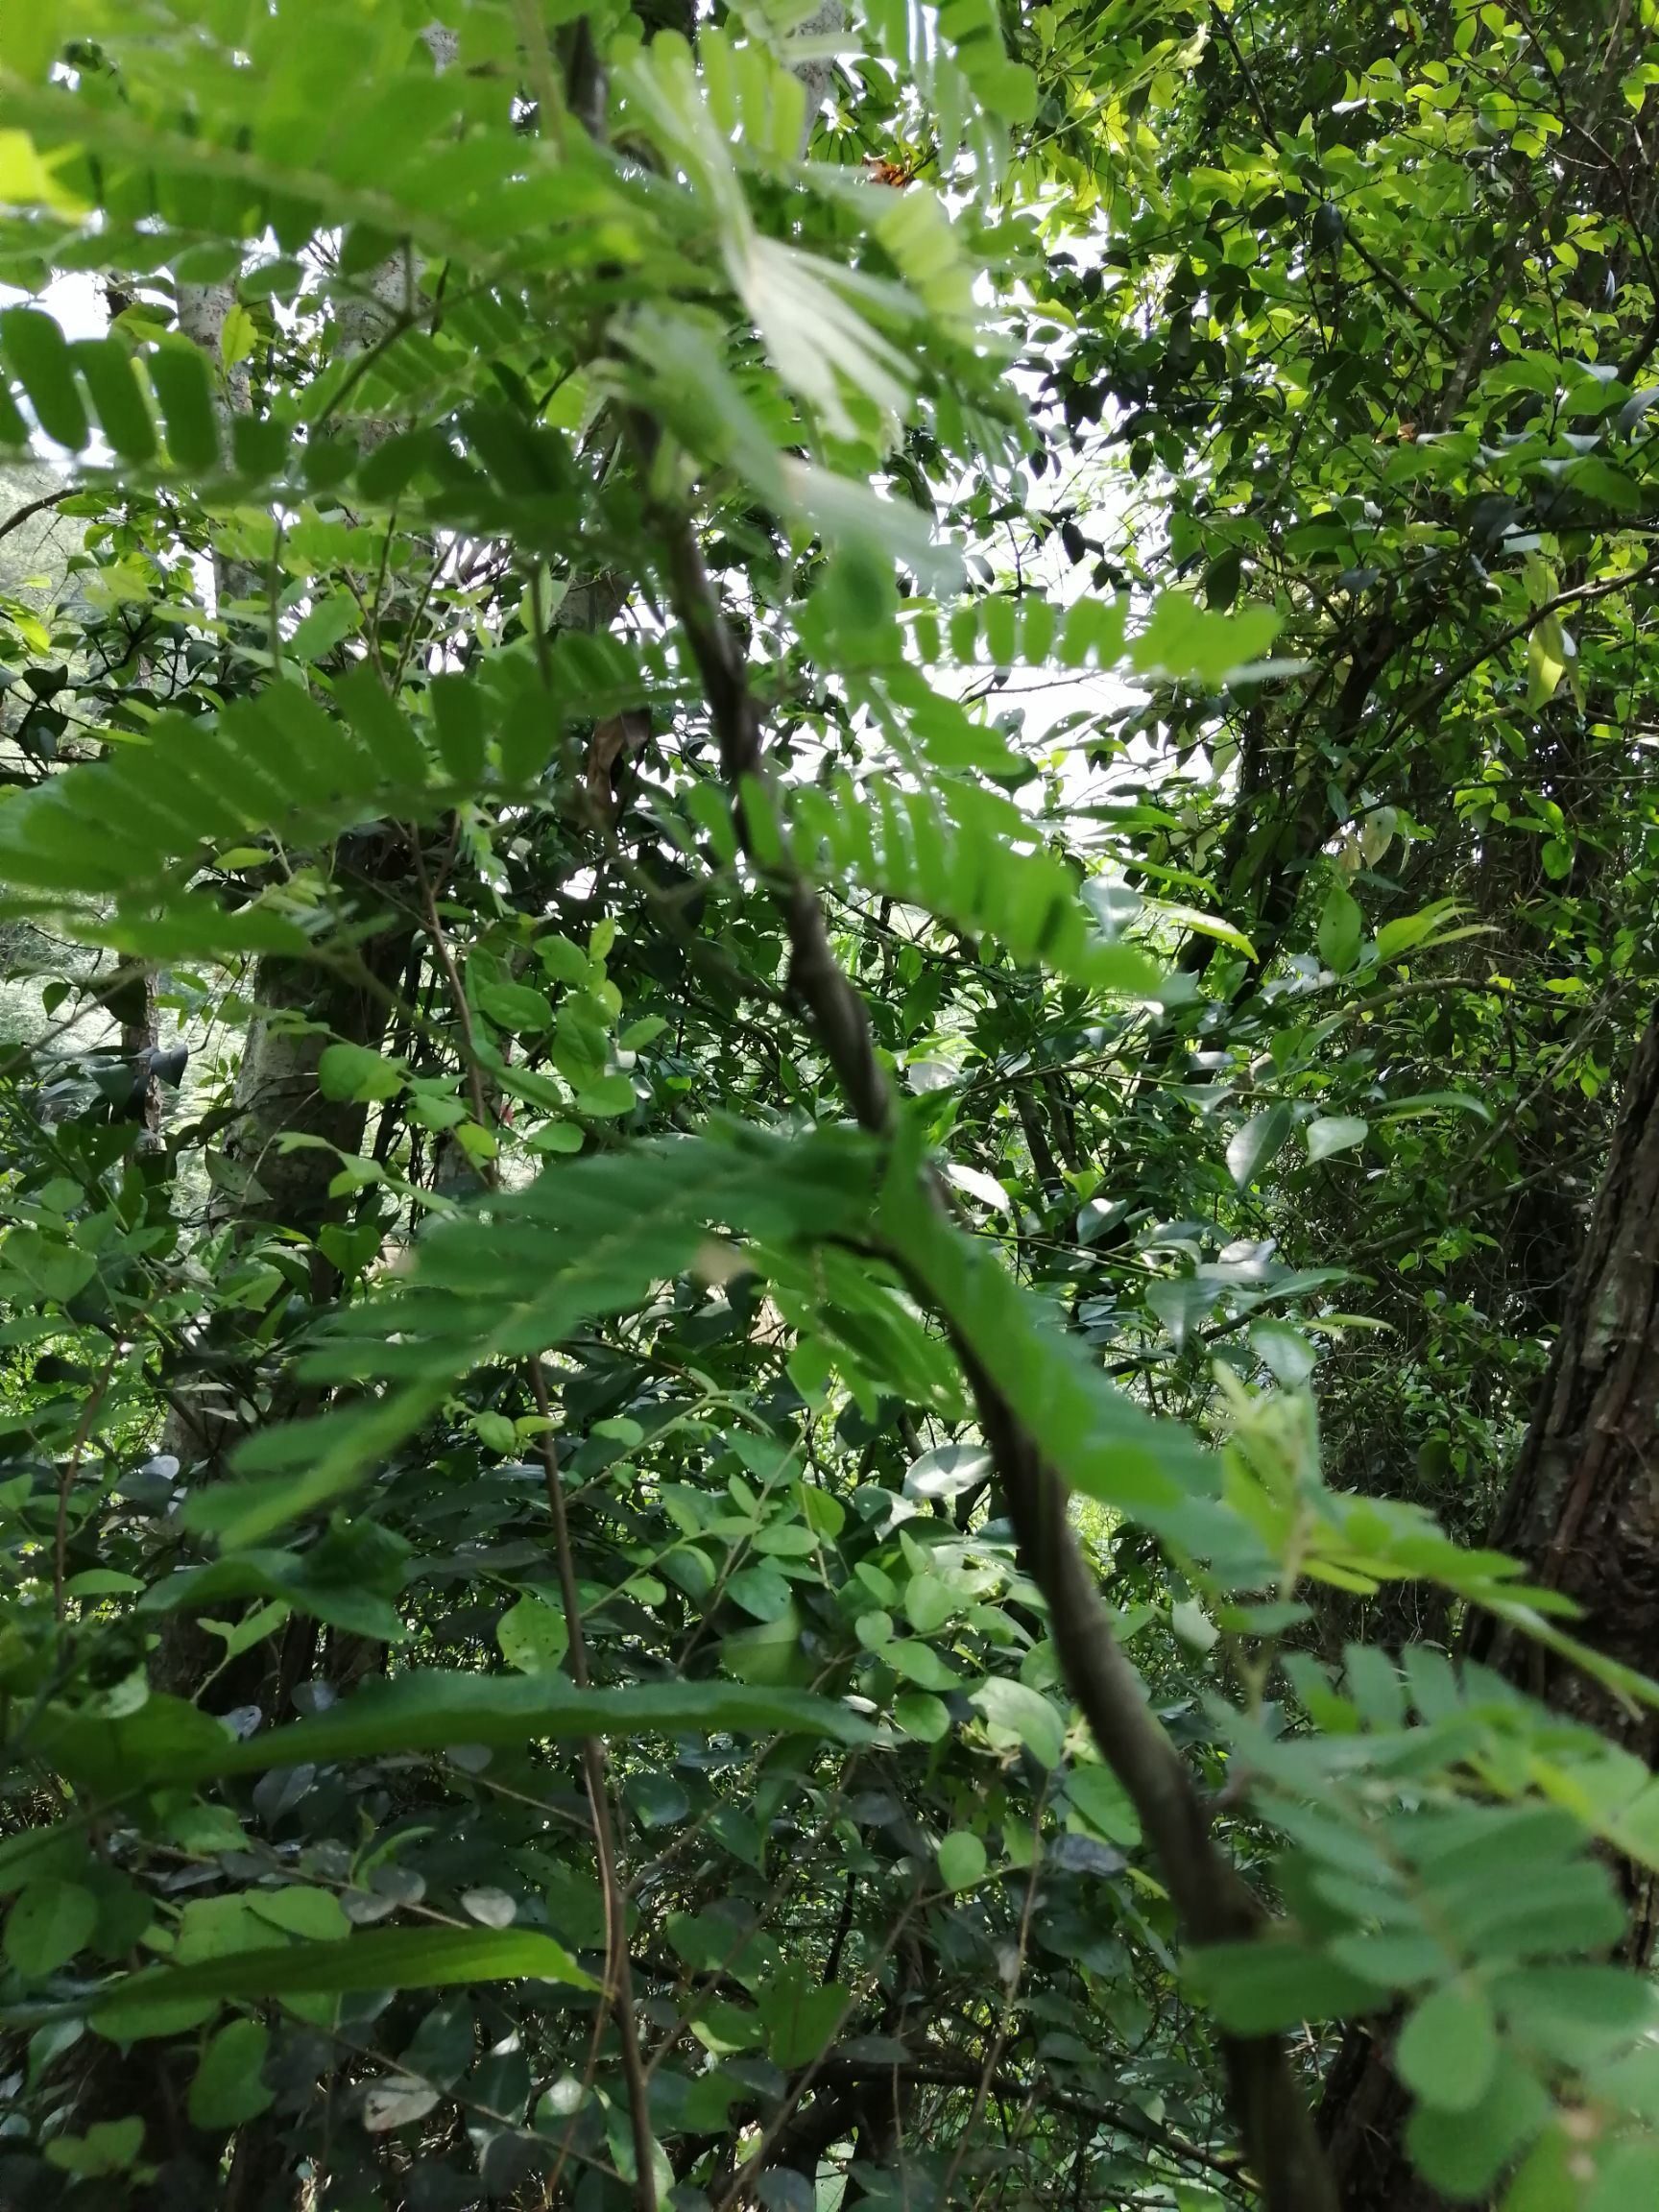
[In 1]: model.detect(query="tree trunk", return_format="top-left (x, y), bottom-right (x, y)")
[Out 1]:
top-left (1320, 999), bottom-right (1659, 2207)
top-left (1470, 1000), bottom-right (1659, 1954)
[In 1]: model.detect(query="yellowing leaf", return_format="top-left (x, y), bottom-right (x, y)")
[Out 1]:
top-left (221, 302), bottom-right (256, 371)
top-left (1318, 884), bottom-right (1363, 974)
top-left (1145, 900), bottom-right (1257, 959)
top-left (0, 130), bottom-right (86, 214)
top-left (1527, 615), bottom-right (1568, 709)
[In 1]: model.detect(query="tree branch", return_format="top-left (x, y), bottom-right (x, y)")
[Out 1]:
top-left (639, 421), bottom-right (1338, 2212)
top-left (0, 486), bottom-right (77, 547)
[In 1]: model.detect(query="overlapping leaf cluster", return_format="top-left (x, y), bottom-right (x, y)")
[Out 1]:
top-left (0, 3), bottom-right (1655, 2210)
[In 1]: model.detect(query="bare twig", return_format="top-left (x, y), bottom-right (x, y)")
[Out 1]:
top-left (53, 1343), bottom-right (122, 1623)
top-left (937, 1799), bottom-right (1046, 2204)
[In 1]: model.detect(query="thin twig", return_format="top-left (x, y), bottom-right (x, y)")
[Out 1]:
top-left (53, 1343), bottom-right (122, 1623)
top-left (937, 1798), bottom-right (1046, 2204)
top-left (409, 816), bottom-right (657, 2212)
top-left (527, 1361), bottom-right (659, 2212)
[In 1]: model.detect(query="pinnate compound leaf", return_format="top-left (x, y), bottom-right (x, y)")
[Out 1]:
top-left (878, 1159), bottom-right (1228, 1560)
top-left (184, 1384), bottom-right (449, 1549)
top-left (0, 691), bottom-right (442, 933)
top-left (788, 772), bottom-right (1161, 999)
top-left (187, 1128), bottom-right (873, 1550)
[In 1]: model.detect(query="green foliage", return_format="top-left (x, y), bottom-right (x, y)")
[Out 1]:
top-left (0, 0), bottom-right (1655, 2207)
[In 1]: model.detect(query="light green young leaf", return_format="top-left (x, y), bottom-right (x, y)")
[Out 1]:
top-left (219, 301), bottom-right (256, 370)
top-left (317, 1043), bottom-right (406, 1103)
top-left (1373, 900), bottom-right (1464, 963)
top-left (1374, 1091), bottom-right (1494, 1124)
top-left (1526, 615), bottom-right (1569, 708)
top-left (1129, 594), bottom-right (1282, 687)
top-left (287, 593), bottom-right (361, 661)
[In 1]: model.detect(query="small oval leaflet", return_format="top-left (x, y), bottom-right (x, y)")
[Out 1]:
top-left (363, 2078), bottom-right (441, 2132)
top-left (903, 1444), bottom-right (990, 1503)
top-left (497, 1594), bottom-right (570, 1674)
top-left (461, 1887), bottom-right (517, 1930)
top-left (937, 1831), bottom-right (987, 1891)
top-left (1397, 1979), bottom-right (1500, 2114)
